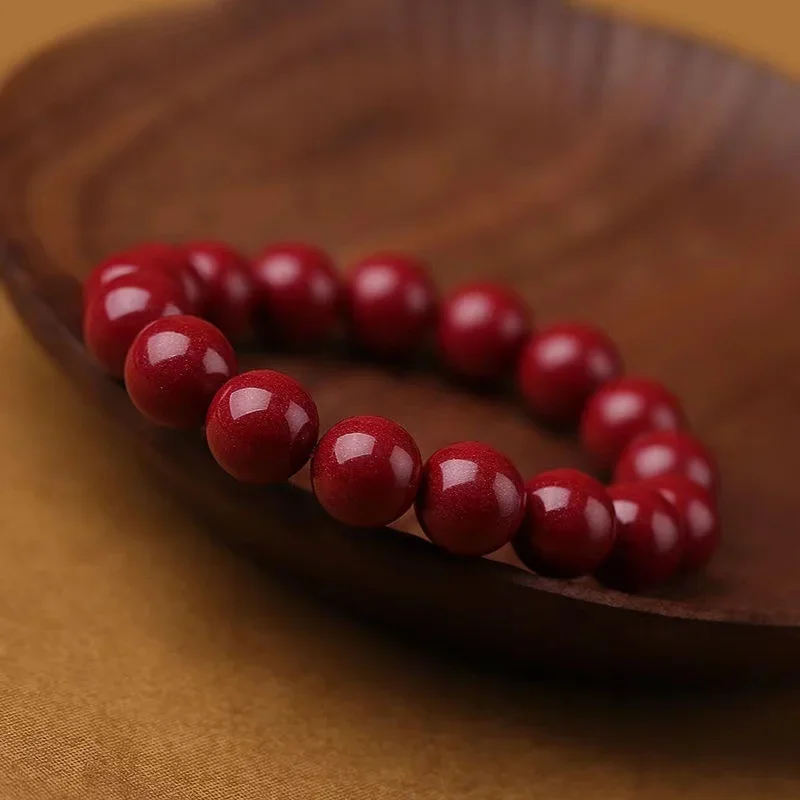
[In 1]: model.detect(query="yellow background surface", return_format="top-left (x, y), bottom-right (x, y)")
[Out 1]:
top-left (2, 1), bottom-right (800, 799)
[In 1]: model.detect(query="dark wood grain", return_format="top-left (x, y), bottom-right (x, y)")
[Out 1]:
top-left (3, 0), bottom-right (800, 681)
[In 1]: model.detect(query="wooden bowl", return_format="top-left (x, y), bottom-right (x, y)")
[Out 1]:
top-left (3, 0), bottom-right (800, 683)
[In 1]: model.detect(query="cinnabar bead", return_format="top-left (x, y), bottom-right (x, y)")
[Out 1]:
top-left (148, 244), bottom-right (206, 313)
top-left (513, 468), bottom-right (616, 578)
top-left (83, 272), bottom-right (189, 378)
top-left (125, 242), bottom-right (205, 312)
top-left (83, 250), bottom-right (156, 307)
top-left (124, 316), bottom-right (237, 429)
top-left (580, 377), bottom-right (685, 471)
top-left (596, 483), bottom-right (685, 592)
top-left (183, 241), bottom-right (257, 342)
top-left (345, 253), bottom-right (437, 358)
top-left (415, 441), bottom-right (525, 557)
top-left (645, 475), bottom-right (721, 573)
top-left (438, 283), bottom-right (531, 382)
top-left (83, 243), bottom-right (202, 313)
top-left (517, 323), bottom-right (623, 425)
top-left (311, 416), bottom-right (422, 527)
top-left (205, 370), bottom-right (319, 484)
top-left (252, 242), bottom-right (341, 346)
top-left (614, 430), bottom-right (719, 495)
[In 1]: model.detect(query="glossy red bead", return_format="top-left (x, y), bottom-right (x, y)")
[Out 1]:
top-left (147, 243), bottom-right (206, 313)
top-left (517, 322), bottom-right (623, 425)
top-left (513, 468), bottom-right (617, 578)
top-left (83, 243), bottom-right (201, 312)
top-left (83, 272), bottom-right (189, 378)
top-left (438, 282), bottom-right (531, 382)
top-left (122, 242), bottom-right (205, 312)
top-left (84, 249), bottom-right (155, 307)
top-left (614, 430), bottom-right (719, 495)
top-left (252, 242), bottom-right (341, 346)
top-left (183, 241), bottom-right (257, 341)
top-left (345, 253), bottom-right (437, 358)
top-left (415, 442), bottom-right (525, 557)
top-left (596, 483), bottom-right (685, 592)
top-left (645, 475), bottom-right (721, 573)
top-left (580, 377), bottom-right (685, 470)
top-left (124, 315), bottom-right (237, 429)
top-left (311, 416), bottom-right (422, 527)
top-left (205, 370), bottom-right (319, 484)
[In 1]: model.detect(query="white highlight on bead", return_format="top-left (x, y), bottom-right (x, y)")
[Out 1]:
top-left (601, 392), bottom-right (644, 425)
top-left (585, 497), bottom-right (613, 540)
top-left (652, 510), bottom-right (679, 554)
top-left (334, 432), bottom-right (376, 464)
top-left (687, 458), bottom-right (713, 489)
top-left (203, 348), bottom-right (231, 376)
top-left (634, 444), bottom-right (677, 478)
top-left (449, 293), bottom-right (492, 329)
top-left (146, 331), bottom-right (189, 364)
top-left (536, 335), bottom-right (579, 369)
top-left (613, 498), bottom-right (639, 525)
top-left (104, 286), bottom-right (149, 320)
top-left (534, 485), bottom-right (571, 513)
top-left (687, 499), bottom-right (715, 537)
top-left (493, 473), bottom-right (521, 518)
top-left (440, 458), bottom-right (478, 491)
top-left (285, 402), bottom-right (311, 437)
top-left (100, 264), bottom-right (138, 285)
top-left (357, 265), bottom-right (399, 300)
top-left (229, 387), bottom-right (271, 420)
top-left (260, 255), bottom-right (300, 286)
top-left (389, 446), bottom-right (415, 487)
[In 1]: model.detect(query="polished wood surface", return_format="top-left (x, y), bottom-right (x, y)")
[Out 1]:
top-left (3, 0), bottom-right (800, 681)
top-left (4, 1), bottom-right (800, 798)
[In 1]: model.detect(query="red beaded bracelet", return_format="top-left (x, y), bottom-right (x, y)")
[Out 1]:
top-left (81, 240), bottom-right (721, 593)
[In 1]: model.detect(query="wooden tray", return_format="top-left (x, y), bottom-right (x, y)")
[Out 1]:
top-left (3, 0), bottom-right (800, 682)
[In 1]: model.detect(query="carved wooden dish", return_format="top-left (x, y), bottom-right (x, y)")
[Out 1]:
top-left (3, 0), bottom-right (800, 682)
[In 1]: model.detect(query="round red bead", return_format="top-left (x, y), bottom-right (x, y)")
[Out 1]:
top-left (415, 442), bottom-right (525, 557)
top-left (124, 242), bottom-right (205, 312)
top-left (205, 370), bottom-right (319, 484)
top-left (149, 244), bottom-right (206, 313)
top-left (84, 251), bottom-right (152, 307)
top-left (252, 242), bottom-right (341, 346)
top-left (124, 315), bottom-right (237, 429)
top-left (645, 475), bottom-right (721, 573)
top-left (517, 322), bottom-right (622, 425)
top-left (614, 430), bottom-right (719, 495)
top-left (311, 416), bottom-right (422, 527)
top-left (596, 483), bottom-right (685, 592)
top-left (183, 241), bottom-right (257, 341)
top-left (580, 377), bottom-right (685, 470)
top-left (83, 272), bottom-right (189, 378)
top-left (345, 253), bottom-right (437, 358)
top-left (84, 243), bottom-right (201, 313)
top-left (513, 468), bottom-right (617, 578)
top-left (438, 283), bottom-right (531, 382)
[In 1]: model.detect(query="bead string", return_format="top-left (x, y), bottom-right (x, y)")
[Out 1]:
top-left (82, 241), bottom-right (721, 593)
